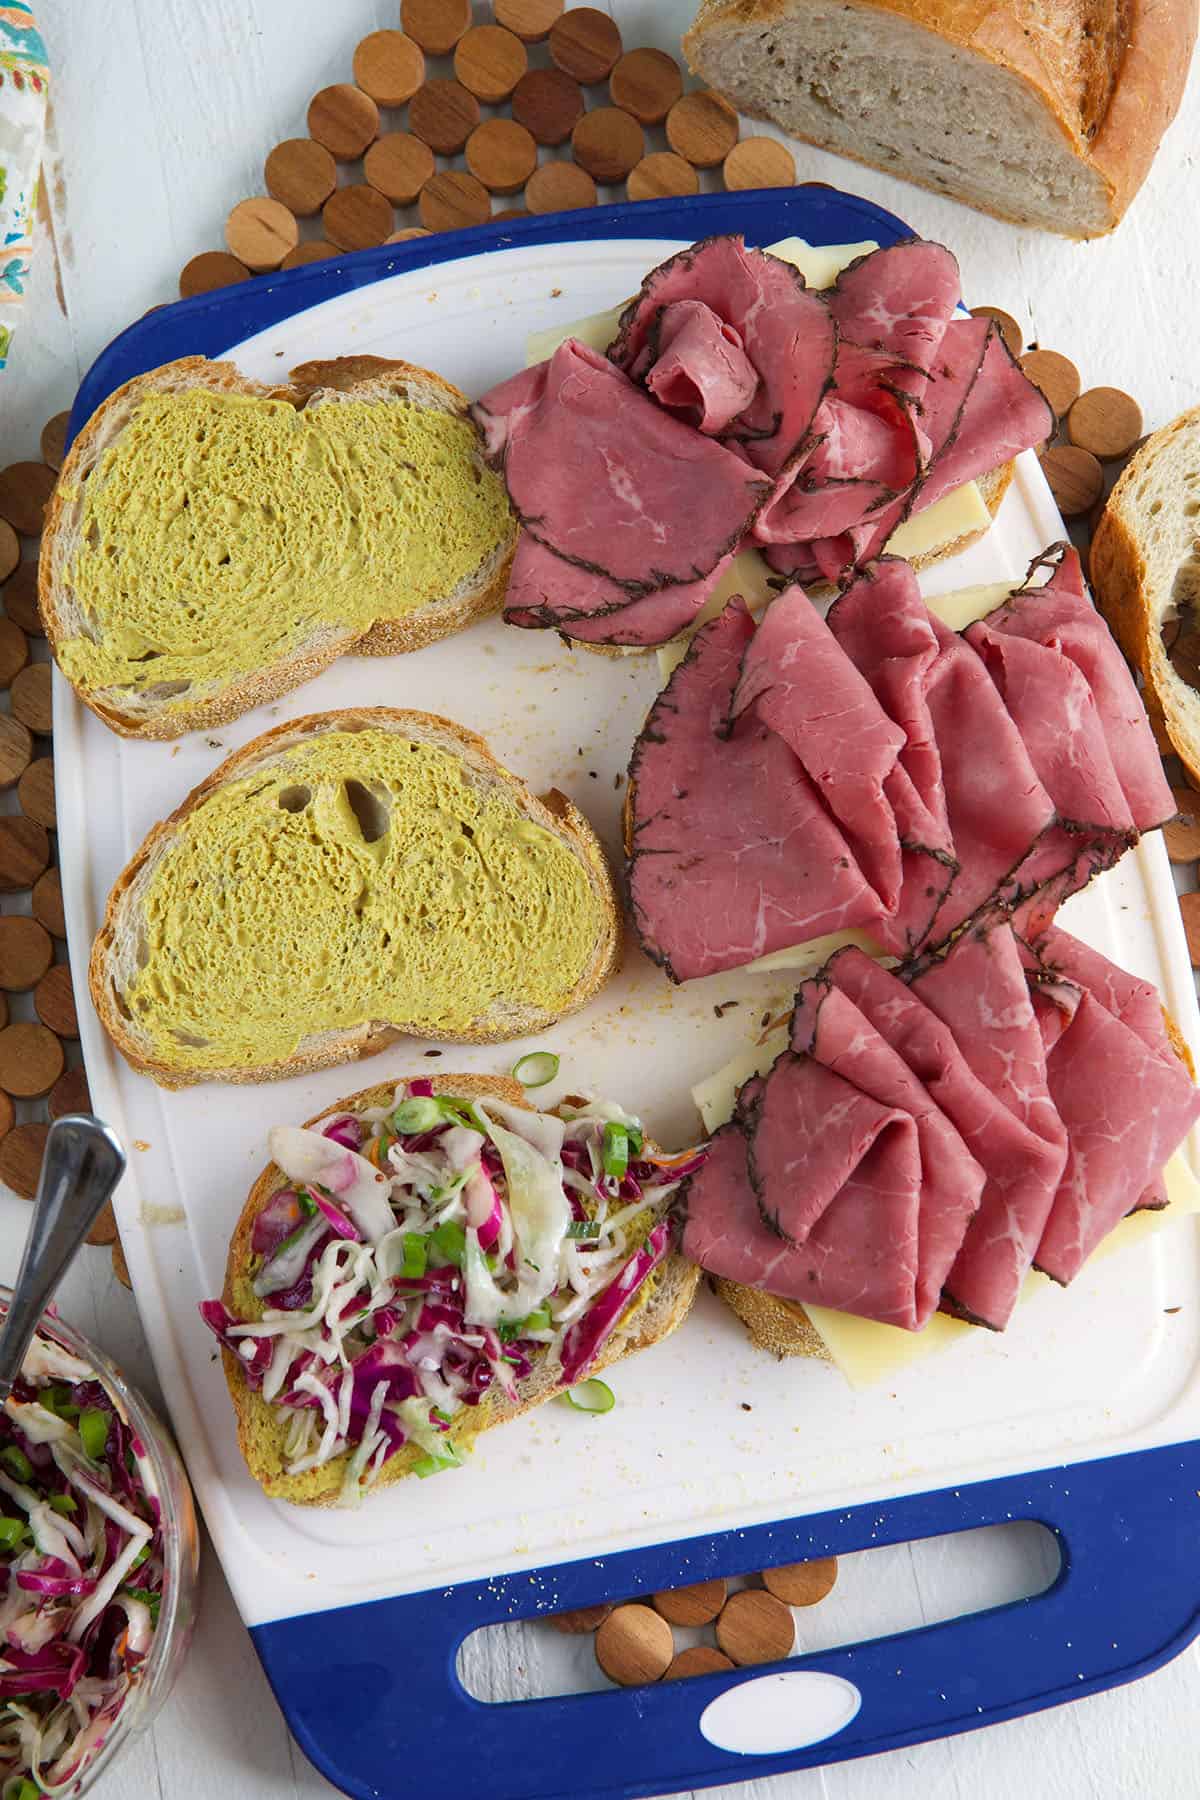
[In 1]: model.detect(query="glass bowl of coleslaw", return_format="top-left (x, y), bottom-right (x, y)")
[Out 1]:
top-left (0, 1290), bottom-right (199, 1799)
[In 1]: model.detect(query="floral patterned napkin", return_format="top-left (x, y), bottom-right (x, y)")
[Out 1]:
top-left (0, 2), bottom-right (49, 373)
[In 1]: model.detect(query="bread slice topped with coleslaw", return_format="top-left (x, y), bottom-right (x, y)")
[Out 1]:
top-left (201, 1073), bottom-right (705, 1506)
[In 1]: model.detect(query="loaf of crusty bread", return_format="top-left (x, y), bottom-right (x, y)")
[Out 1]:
top-left (683, 0), bottom-right (1196, 238)
top-left (42, 355), bottom-right (517, 738)
top-left (89, 709), bottom-right (621, 1088)
top-left (1091, 406), bottom-right (1200, 784)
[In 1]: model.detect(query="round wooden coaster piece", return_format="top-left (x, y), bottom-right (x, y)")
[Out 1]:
top-left (0, 1122), bottom-right (49, 1198)
top-left (281, 241), bottom-right (338, 270)
top-left (454, 24), bottom-right (528, 103)
top-left (0, 521), bottom-right (18, 584)
top-left (179, 250), bottom-right (251, 299)
top-left (418, 170), bottom-right (492, 233)
top-left (409, 80), bottom-right (481, 156)
top-left (1165, 789), bottom-right (1200, 863)
top-left (595, 1603), bottom-right (674, 1686)
top-left (465, 118), bottom-right (538, 195)
top-left (572, 106), bottom-right (645, 183)
top-left (549, 7), bottom-right (622, 83)
top-left (0, 617), bottom-right (28, 688)
top-left (352, 30), bottom-right (425, 107)
top-left (366, 132), bottom-right (436, 206)
top-left (264, 138), bottom-right (337, 217)
top-left (512, 67), bottom-right (585, 146)
top-left (1180, 890), bottom-right (1200, 968)
top-left (1067, 386), bottom-right (1144, 461)
top-left (969, 305), bottom-right (1023, 359)
top-left (492, 207), bottom-right (529, 222)
top-left (112, 1235), bottom-right (132, 1289)
top-left (35, 963), bottom-right (78, 1039)
top-left (715, 1589), bottom-right (795, 1665)
top-left (0, 464), bottom-right (56, 539)
top-left (49, 1064), bottom-right (92, 1120)
top-left (0, 1022), bottom-right (63, 1099)
top-left (0, 1090), bottom-right (12, 1143)
top-left (0, 715), bottom-right (32, 789)
top-left (87, 1201), bottom-right (117, 1248)
top-left (0, 817), bottom-right (48, 889)
top-left (11, 663), bottom-right (52, 736)
top-left (495, 0), bottom-right (563, 43)
top-left (724, 136), bottom-right (796, 190)
top-left (2, 562), bottom-right (41, 636)
top-left (666, 90), bottom-right (739, 167)
top-left (548, 1602), bottom-right (613, 1633)
top-left (0, 915), bottom-right (52, 990)
top-left (32, 867), bottom-right (65, 938)
top-left (39, 413), bottom-right (70, 474)
top-left (627, 152), bottom-right (699, 201)
top-left (664, 1647), bottom-right (735, 1681)
top-left (18, 756), bottom-right (55, 829)
top-left (385, 228), bottom-right (432, 243)
top-left (225, 196), bottom-right (299, 272)
top-left (761, 1557), bottom-right (838, 1606)
top-left (1039, 444), bottom-right (1103, 518)
top-left (609, 48), bottom-right (682, 124)
top-left (401, 0), bottom-right (470, 55)
top-left (323, 185), bottom-right (395, 251)
top-left (652, 1579), bottom-right (727, 1626)
top-left (1019, 348), bottom-right (1080, 420)
top-left (307, 84), bottom-right (380, 162)
top-left (526, 160), bottom-right (597, 214)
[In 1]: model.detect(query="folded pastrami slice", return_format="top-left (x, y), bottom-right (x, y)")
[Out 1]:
top-left (642, 300), bottom-right (760, 435)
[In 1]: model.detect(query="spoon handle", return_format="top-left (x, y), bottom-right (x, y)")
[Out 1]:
top-left (0, 1114), bottom-right (127, 1402)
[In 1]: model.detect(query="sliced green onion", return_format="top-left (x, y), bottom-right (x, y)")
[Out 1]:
top-left (49, 1493), bottom-right (78, 1514)
top-left (563, 1379), bottom-right (615, 1414)
top-left (0, 1516), bottom-right (29, 1549)
top-left (566, 1221), bottom-right (601, 1241)
top-left (7, 1777), bottom-right (41, 1800)
top-left (412, 1442), bottom-right (463, 1479)
top-left (79, 1408), bottom-right (110, 1461)
top-left (523, 1307), bottom-right (552, 1332)
top-left (601, 1123), bottom-right (631, 1181)
top-left (399, 1232), bottom-right (428, 1280)
top-left (0, 1446), bottom-right (32, 1483)
top-left (42, 1382), bottom-right (79, 1418)
top-left (430, 1221), bottom-right (467, 1268)
top-left (392, 1096), bottom-right (444, 1134)
top-left (123, 1585), bottom-right (162, 1626)
top-left (130, 1542), bottom-right (151, 1571)
top-left (510, 1051), bottom-right (560, 1089)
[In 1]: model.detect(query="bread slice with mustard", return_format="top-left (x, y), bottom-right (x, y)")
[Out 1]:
top-left (89, 709), bottom-right (620, 1087)
top-left (41, 355), bottom-right (517, 739)
top-left (205, 1073), bottom-right (701, 1505)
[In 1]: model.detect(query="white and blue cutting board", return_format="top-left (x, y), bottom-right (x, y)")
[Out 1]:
top-left (55, 189), bottom-right (1200, 1800)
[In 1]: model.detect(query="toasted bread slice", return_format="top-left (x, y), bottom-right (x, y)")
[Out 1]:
top-left (1091, 407), bottom-right (1200, 784)
top-left (89, 709), bottom-right (620, 1087)
top-left (220, 1073), bottom-right (700, 1505)
top-left (42, 355), bottom-right (517, 739)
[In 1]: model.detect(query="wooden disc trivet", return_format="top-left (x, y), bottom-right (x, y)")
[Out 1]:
top-left (492, 208), bottom-right (528, 221)
top-left (323, 186), bottom-right (395, 252)
top-left (0, 818), bottom-right (48, 890)
top-left (34, 964), bottom-right (77, 1040)
top-left (969, 304), bottom-right (1023, 358)
top-left (0, 1023), bottom-right (63, 1099)
top-left (0, 617), bottom-right (28, 687)
top-left (366, 133), bottom-right (436, 207)
top-left (0, 1091), bottom-right (12, 1143)
top-left (31, 868), bottom-right (65, 939)
top-left (18, 757), bottom-right (55, 829)
top-left (594, 1604), bottom-right (674, 1685)
top-left (465, 119), bottom-right (538, 195)
top-left (386, 228), bottom-right (432, 242)
top-left (0, 521), bottom-right (18, 583)
top-left (549, 1602), bottom-right (612, 1633)
top-left (572, 107), bottom-right (644, 183)
top-left (0, 915), bottom-right (52, 990)
top-left (49, 1065), bottom-right (91, 1120)
top-left (112, 1234), bottom-right (132, 1288)
top-left (454, 25), bottom-right (528, 103)
top-left (495, 0), bottom-right (563, 42)
top-left (409, 80), bottom-right (481, 156)
top-left (419, 170), bottom-right (492, 233)
top-left (549, 8), bottom-right (622, 83)
top-left (1039, 444), bottom-right (1103, 518)
top-left (761, 1557), bottom-right (838, 1606)
top-left (0, 717), bottom-right (33, 789)
top-left (281, 242), bottom-right (338, 269)
top-left (1179, 891), bottom-right (1200, 967)
top-left (511, 67), bottom-right (584, 145)
top-left (87, 1202), bottom-right (117, 1248)
top-left (609, 48), bottom-right (682, 124)
top-left (1165, 790), bottom-right (1200, 863)
top-left (715, 1590), bottom-right (795, 1665)
top-left (652, 1578), bottom-right (727, 1626)
top-left (225, 197), bottom-right (299, 272)
top-left (0, 464), bottom-right (56, 539)
top-left (11, 663), bottom-right (52, 736)
top-left (724, 136), bottom-right (797, 189)
top-left (1067, 386), bottom-right (1143, 460)
top-left (179, 250), bottom-right (250, 299)
top-left (402, 0), bottom-right (471, 55)
top-left (39, 415), bottom-right (70, 474)
top-left (2, 562), bottom-right (42, 635)
top-left (0, 1123), bottom-right (49, 1198)
top-left (1020, 348), bottom-right (1080, 420)
top-left (307, 84), bottom-right (379, 161)
top-left (666, 90), bottom-right (738, 167)
top-left (665, 1647), bottom-right (734, 1681)
top-left (627, 153), bottom-right (698, 201)
top-left (352, 30), bottom-right (425, 107)
top-left (264, 139), bottom-right (337, 216)
top-left (526, 160), bottom-right (597, 213)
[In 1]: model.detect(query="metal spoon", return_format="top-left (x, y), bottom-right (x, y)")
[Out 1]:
top-left (0, 1114), bottom-right (128, 1403)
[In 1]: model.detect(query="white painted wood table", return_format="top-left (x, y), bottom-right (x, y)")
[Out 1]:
top-left (3, 2), bottom-right (1199, 1796)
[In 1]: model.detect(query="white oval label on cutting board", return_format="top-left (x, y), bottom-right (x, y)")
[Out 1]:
top-left (699, 1671), bottom-right (862, 1756)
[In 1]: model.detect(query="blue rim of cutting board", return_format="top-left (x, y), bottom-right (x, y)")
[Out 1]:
top-left (67, 186), bottom-right (1200, 1800)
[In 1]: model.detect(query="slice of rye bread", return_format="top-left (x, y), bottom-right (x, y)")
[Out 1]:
top-left (221, 1073), bottom-right (701, 1504)
top-left (88, 708), bottom-right (621, 1088)
top-left (40, 355), bottom-right (518, 739)
top-left (715, 1009), bottom-right (1197, 1361)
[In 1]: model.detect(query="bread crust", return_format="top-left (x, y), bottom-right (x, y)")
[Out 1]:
top-left (42, 355), bottom-right (518, 739)
top-left (88, 708), bottom-right (621, 1086)
top-left (219, 1072), bottom-right (700, 1504)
